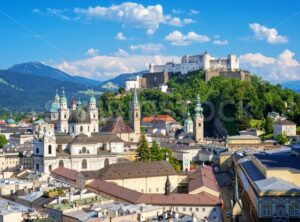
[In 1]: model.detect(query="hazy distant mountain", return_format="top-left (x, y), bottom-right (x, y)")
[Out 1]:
top-left (281, 80), bottom-right (300, 92)
top-left (8, 62), bottom-right (102, 87)
top-left (0, 69), bottom-right (93, 111)
top-left (100, 71), bottom-right (147, 88)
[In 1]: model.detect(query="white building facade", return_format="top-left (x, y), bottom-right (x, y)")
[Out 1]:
top-left (32, 90), bottom-right (122, 175)
top-left (149, 51), bottom-right (239, 74)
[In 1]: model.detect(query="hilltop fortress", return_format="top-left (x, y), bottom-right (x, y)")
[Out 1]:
top-left (126, 51), bottom-right (250, 91)
top-left (149, 51), bottom-right (239, 74)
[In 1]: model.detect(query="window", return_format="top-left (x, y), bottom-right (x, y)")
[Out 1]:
top-left (49, 165), bottom-right (52, 172)
top-left (88, 126), bottom-right (90, 132)
top-left (59, 160), bottom-right (64, 167)
top-left (202, 208), bottom-right (205, 212)
top-left (149, 188), bottom-right (151, 193)
top-left (156, 188), bottom-right (159, 192)
top-left (190, 207), bottom-right (192, 212)
top-left (82, 159), bottom-right (87, 169)
top-left (93, 114), bottom-right (96, 118)
top-left (213, 208), bottom-right (216, 212)
top-left (82, 147), bottom-right (87, 154)
top-left (48, 145), bottom-right (52, 154)
top-left (35, 147), bottom-right (39, 154)
top-left (183, 208), bottom-right (186, 212)
top-left (136, 112), bottom-right (139, 118)
top-left (36, 163), bottom-right (39, 171)
top-left (72, 126), bottom-right (75, 132)
top-left (196, 208), bottom-right (199, 212)
top-left (80, 126), bottom-right (83, 132)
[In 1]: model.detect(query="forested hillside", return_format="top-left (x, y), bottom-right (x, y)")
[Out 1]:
top-left (99, 71), bottom-right (300, 136)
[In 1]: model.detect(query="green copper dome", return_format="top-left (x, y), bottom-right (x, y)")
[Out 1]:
top-left (195, 95), bottom-right (203, 117)
top-left (60, 88), bottom-right (67, 104)
top-left (184, 111), bottom-right (193, 125)
top-left (7, 118), bottom-right (16, 125)
top-left (89, 90), bottom-right (96, 104)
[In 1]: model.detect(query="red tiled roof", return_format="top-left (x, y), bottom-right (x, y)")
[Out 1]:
top-left (51, 167), bottom-right (78, 181)
top-left (87, 179), bottom-right (221, 206)
top-left (142, 115), bottom-right (176, 124)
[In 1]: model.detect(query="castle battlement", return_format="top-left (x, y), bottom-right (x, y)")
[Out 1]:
top-left (149, 51), bottom-right (239, 74)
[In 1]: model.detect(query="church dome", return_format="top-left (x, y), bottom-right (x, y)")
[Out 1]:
top-left (7, 118), bottom-right (16, 125)
top-left (69, 109), bottom-right (90, 124)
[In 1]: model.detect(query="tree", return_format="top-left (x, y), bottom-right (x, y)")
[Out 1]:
top-left (264, 117), bottom-right (273, 134)
top-left (276, 133), bottom-right (288, 145)
top-left (150, 141), bottom-right (160, 161)
top-left (0, 135), bottom-right (7, 148)
top-left (136, 134), bottom-right (151, 161)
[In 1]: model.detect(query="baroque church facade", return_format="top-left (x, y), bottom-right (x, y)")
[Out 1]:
top-left (32, 89), bottom-right (141, 174)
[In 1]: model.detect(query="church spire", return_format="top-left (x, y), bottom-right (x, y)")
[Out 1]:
top-left (195, 95), bottom-right (203, 117)
top-left (165, 176), bottom-right (171, 195)
top-left (133, 87), bottom-right (138, 105)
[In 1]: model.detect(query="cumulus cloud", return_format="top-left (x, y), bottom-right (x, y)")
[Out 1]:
top-left (115, 32), bottom-right (127, 41)
top-left (130, 43), bottom-right (164, 54)
top-left (213, 40), bottom-right (229, 45)
top-left (85, 48), bottom-right (99, 56)
top-left (240, 49), bottom-right (300, 82)
top-left (165, 30), bottom-right (210, 46)
top-left (54, 54), bottom-right (180, 80)
top-left (74, 2), bottom-right (194, 34)
top-left (249, 23), bottom-right (288, 44)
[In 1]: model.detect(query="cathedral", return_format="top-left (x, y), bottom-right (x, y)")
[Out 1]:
top-left (32, 88), bottom-right (140, 175)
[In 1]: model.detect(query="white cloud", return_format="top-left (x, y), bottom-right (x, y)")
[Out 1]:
top-left (115, 32), bottom-right (127, 41)
top-left (54, 54), bottom-right (180, 80)
top-left (85, 48), bottom-right (99, 56)
top-left (114, 48), bottom-right (129, 57)
top-left (74, 2), bottom-right (194, 34)
top-left (249, 23), bottom-right (288, 44)
top-left (165, 30), bottom-right (210, 46)
top-left (240, 49), bottom-right (300, 82)
top-left (213, 40), bottom-right (229, 45)
top-left (183, 18), bottom-right (196, 24)
top-left (130, 43), bottom-right (164, 54)
top-left (172, 9), bottom-right (185, 14)
top-left (189, 9), bottom-right (199, 15)
top-left (32, 8), bottom-right (72, 21)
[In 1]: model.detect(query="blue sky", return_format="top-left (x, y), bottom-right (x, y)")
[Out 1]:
top-left (1, 0), bottom-right (300, 82)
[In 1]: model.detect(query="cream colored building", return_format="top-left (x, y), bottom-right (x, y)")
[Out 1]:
top-left (273, 119), bottom-right (296, 137)
top-left (0, 152), bottom-right (20, 172)
top-left (236, 150), bottom-right (300, 221)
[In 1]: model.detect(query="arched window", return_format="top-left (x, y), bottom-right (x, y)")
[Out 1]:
top-left (136, 112), bottom-right (138, 118)
top-left (49, 165), bottom-right (52, 172)
top-left (82, 159), bottom-right (87, 169)
top-left (199, 123), bottom-right (201, 127)
top-left (48, 145), bottom-right (52, 154)
top-left (93, 114), bottom-right (96, 118)
top-left (36, 163), bottom-right (39, 171)
top-left (80, 126), bottom-right (83, 132)
top-left (36, 147), bottom-right (39, 154)
top-left (82, 147), bottom-right (87, 154)
top-left (59, 160), bottom-right (64, 167)
top-left (72, 126), bottom-right (75, 132)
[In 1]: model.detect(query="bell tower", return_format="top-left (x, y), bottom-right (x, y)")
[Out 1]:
top-left (88, 90), bottom-right (99, 133)
top-left (194, 95), bottom-right (204, 142)
top-left (58, 88), bottom-right (69, 133)
top-left (130, 88), bottom-right (141, 134)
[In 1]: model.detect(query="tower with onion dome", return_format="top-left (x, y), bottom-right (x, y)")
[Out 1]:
top-left (58, 87), bottom-right (70, 133)
top-left (194, 95), bottom-right (204, 142)
top-left (88, 90), bottom-right (99, 133)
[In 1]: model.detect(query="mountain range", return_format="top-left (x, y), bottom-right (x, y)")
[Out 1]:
top-left (0, 62), bottom-right (144, 112)
top-left (0, 61), bottom-right (299, 112)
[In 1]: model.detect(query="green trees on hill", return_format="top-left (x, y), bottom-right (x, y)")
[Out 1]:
top-left (99, 71), bottom-right (300, 135)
